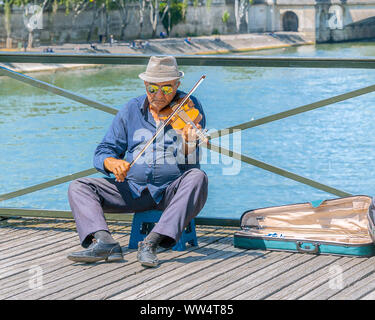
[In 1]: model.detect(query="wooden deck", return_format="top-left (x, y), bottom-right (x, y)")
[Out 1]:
top-left (1, 216), bottom-right (375, 300)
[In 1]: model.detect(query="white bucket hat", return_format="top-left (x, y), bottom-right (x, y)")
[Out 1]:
top-left (139, 56), bottom-right (184, 83)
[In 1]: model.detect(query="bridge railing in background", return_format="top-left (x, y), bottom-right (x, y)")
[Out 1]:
top-left (1, 53), bottom-right (375, 226)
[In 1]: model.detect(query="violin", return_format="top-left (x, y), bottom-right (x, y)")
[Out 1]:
top-left (158, 96), bottom-right (208, 144)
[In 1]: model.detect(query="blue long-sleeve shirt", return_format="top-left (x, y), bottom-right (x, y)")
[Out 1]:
top-left (94, 90), bottom-right (206, 204)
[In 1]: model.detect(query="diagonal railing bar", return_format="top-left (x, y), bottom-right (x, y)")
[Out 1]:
top-left (205, 143), bottom-right (352, 198)
top-left (4, 60), bottom-right (374, 142)
top-left (0, 168), bottom-right (97, 202)
top-left (0, 77), bottom-right (358, 201)
top-left (209, 83), bottom-right (375, 139)
top-left (0, 140), bottom-right (350, 202)
top-left (2, 53), bottom-right (375, 69)
top-left (4, 59), bottom-right (371, 143)
top-left (0, 66), bottom-right (118, 115)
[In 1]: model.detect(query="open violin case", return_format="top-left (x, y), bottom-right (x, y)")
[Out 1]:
top-left (234, 196), bottom-right (375, 257)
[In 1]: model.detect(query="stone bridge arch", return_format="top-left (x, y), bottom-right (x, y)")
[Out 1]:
top-left (282, 11), bottom-right (299, 32)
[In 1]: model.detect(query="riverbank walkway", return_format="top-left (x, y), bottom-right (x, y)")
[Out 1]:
top-left (0, 32), bottom-right (314, 73)
top-left (1, 216), bottom-right (375, 300)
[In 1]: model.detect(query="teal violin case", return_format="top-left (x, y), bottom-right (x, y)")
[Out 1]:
top-left (234, 196), bottom-right (375, 257)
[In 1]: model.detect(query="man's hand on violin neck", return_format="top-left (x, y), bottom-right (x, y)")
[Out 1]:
top-left (104, 157), bottom-right (130, 183)
top-left (182, 123), bottom-right (202, 147)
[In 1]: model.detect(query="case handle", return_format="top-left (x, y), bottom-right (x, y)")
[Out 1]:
top-left (296, 241), bottom-right (320, 254)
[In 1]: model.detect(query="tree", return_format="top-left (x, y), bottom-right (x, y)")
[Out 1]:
top-left (138, 0), bottom-right (146, 38)
top-left (234, 0), bottom-right (252, 33)
top-left (114, 0), bottom-right (133, 41)
top-left (148, 0), bottom-right (159, 38)
top-left (62, 0), bottom-right (92, 41)
top-left (222, 10), bottom-right (229, 34)
top-left (3, 0), bottom-right (14, 48)
top-left (159, 0), bottom-right (169, 34)
top-left (0, 0), bottom-right (26, 48)
top-left (87, 0), bottom-right (105, 42)
top-left (47, 0), bottom-right (60, 44)
top-left (86, 0), bottom-right (114, 43)
top-left (159, 0), bottom-right (185, 36)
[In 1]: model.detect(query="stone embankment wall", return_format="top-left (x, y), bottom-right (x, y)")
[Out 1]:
top-left (0, 1), bottom-right (239, 46)
top-left (1, 0), bottom-right (375, 47)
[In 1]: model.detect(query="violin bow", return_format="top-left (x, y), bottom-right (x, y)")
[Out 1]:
top-left (129, 75), bottom-right (206, 168)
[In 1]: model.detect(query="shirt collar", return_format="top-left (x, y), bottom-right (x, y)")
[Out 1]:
top-left (141, 94), bottom-right (149, 115)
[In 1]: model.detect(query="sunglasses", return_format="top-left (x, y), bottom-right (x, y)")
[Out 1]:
top-left (147, 84), bottom-right (174, 95)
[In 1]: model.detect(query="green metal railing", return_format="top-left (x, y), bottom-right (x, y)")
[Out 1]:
top-left (1, 53), bottom-right (374, 226)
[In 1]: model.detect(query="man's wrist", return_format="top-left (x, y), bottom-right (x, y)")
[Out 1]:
top-left (184, 139), bottom-right (197, 147)
top-left (104, 157), bottom-right (116, 172)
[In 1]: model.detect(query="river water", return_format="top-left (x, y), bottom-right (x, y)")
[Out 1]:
top-left (1, 40), bottom-right (375, 220)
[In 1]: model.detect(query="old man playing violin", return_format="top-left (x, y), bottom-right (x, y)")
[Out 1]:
top-left (67, 55), bottom-right (208, 267)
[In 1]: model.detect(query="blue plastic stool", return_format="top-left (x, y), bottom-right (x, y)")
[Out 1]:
top-left (128, 210), bottom-right (198, 251)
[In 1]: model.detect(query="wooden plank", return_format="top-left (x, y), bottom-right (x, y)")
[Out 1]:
top-left (77, 233), bottom-right (231, 300)
top-left (0, 234), bottom-right (78, 279)
top-left (329, 271), bottom-right (375, 300)
top-left (0, 222), bottom-right (132, 274)
top-left (266, 256), bottom-right (360, 300)
top-left (9, 228), bottom-right (223, 299)
top-left (0, 231), bottom-right (77, 262)
top-left (145, 248), bottom-right (268, 300)
top-left (111, 240), bottom-right (244, 300)
top-left (1, 218), bottom-right (75, 230)
top-left (0, 232), bottom-right (133, 295)
top-left (0, 227), bottom-right (39, 237)
top-left (235, 254), bottom-right (340, 299)
top-left (2, 225), bottom-right (214, 292)
top-left (0, 228), bottom-right (130, 289)
top-left (171, 251), bottom-right (278, 300)
top-left (41, 231), bottom-right (230, 300)
top-left (0, 228), bottom-right (76, 259)
top-left (0, 233), bottom-right (79, 276)
top-left (0, 224), bottom-right (71, 249)
top-left (360, 290), bottom-right (375, 300)
top-left (140, 251), bottom-right (290, 299)
top-left (202, 253), bottom-right (314, 300)
top-left (0, 227), bottom-right (130, 287)
top-left (0, 222), bottom-right (69, 243)
top-left (0, 233), bottom-right (130, 299)
top-left (300, 256), bottom-right (375, 300)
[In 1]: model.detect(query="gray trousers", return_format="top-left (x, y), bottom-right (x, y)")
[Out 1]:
top-left (68, 168), bottom-right (208, 248)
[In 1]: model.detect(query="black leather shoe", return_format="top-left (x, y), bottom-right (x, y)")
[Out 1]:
top-left (137, 240), bottom-right (159, 267)
top-left (67, 239), bottom-right (123, 263)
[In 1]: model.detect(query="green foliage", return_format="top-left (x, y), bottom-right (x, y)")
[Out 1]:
top-left (61, 0), bottom-right (107, 16)
top-left (181, 0), bottom-right (188, 17)
top-left (52, 0), bottom-right (59, 14)
top-left (222, 10), bottom-right (229, 24)
top-left (159, 0), bottom-right (185, 34)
